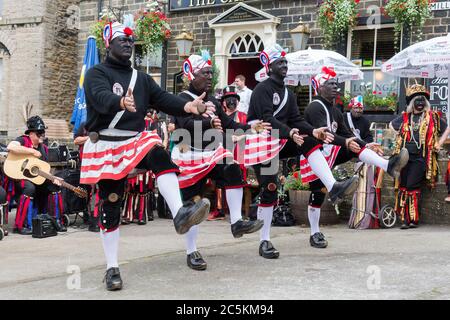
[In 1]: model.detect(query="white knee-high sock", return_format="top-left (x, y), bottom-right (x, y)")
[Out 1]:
top-left (307, 149), bottom-right (336, 192)
top-left (257, 206), bottom-right (273, 241)
top-left (185, 225), bottom-right (199, 255)
top-left (100, 229), bottom-right (120, 269)
top-left (358, 148), bottom-right (388, 171)
top-left (225, 188), bottom-right (243, 224)
top-left (308, 206), bottom-right (321, 235)
top-left (157, 173), bottom-right (183, 218)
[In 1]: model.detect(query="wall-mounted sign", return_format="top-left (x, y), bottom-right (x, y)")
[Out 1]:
top-left (428, 77), bottom-right (448, 115)
top-left (430, 1), bottom-right (450, 11)
top-left (169, 0), bottom-right (268, 11)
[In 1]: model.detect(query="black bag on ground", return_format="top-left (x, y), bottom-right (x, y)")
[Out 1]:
top-left (32, 214), bottom-right (58, 238)
top-left (272, 204), bottom-right (295, 227)
top-left (156, 193), bottom-right (172, 219)
top-left (57, 169), bottom-right (87, 214)
top-left (48, 145), bottom-right (70, 162)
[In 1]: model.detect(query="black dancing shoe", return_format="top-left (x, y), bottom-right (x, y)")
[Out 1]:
top-left (231, 219), bottom-right (264, 238)
top-left (259, 240), bottom-right (280, 259)
top-left (19, 228), bottom-right (33, 235)
top-left (88, 216), bottom-right (100, 232)
top-left (409, 222), bottom-right (418, 229)
top-left (387, 148), bottom-right (409, 179)
top-left (173, 199), bottom-right (210, 235)
top-left (103, 267), bottom-right (123, 291)
top-left (310, 232), bottom-right (328, 248)
top-left (400, 223), bottom-right (409, 230)
top-left (56, 221), bottom-right (67, 232)
top-left (328, 176), bottom-right (359, 205)
top-left (187, 251), bottom-right (207, 271)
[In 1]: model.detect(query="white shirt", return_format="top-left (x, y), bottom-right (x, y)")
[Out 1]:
top-left (236, 86), bottom-right (253, 114)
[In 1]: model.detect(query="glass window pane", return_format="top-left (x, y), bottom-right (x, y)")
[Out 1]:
top-left (351, 29), bottom-right (375, 68)
top-left (374, 70), bottom-right (398, 96)
top-left (350, 70), bottom-right (374, 96)
top-left (134, 44), bottom-right (162, 74)
top-left (375, 28), bottom-right (395, 67)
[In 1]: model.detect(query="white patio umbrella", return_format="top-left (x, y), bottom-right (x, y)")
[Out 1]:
top-left (255, 48), bottom-right (364, 101)
top-left (381, 33), bottom-right (450, 123)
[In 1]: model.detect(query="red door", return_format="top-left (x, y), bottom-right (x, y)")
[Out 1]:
top-left (227, 58), bottom-right (261, 90)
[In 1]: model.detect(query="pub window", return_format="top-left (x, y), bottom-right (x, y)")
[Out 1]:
top-left (347, 25), bottom-right (399, 99)
top-left (229, 33), bottom-right (263, 57)
top-left (132, 42), bottom-right (163, 86)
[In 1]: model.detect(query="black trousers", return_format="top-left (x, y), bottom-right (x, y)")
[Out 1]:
top-left (180, 163), bottom-right (244, 201)
top-left (254, 137), bottom-right (322, 206)
top-left (97, 145), bottom-right (178, 232)
top-left (399, 155), bottom-right (426, 190)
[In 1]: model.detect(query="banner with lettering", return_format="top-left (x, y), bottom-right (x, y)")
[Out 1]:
top-left (169, 0), bottom-right (269, 11)
top-left (428, 78), bottom-right (448, 115)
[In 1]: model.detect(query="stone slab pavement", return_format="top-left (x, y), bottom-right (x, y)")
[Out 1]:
top-left (1, 215), bottom-right (450, 300)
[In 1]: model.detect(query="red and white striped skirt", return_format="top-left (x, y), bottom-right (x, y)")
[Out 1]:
top-left (80, 131), bottom-right (162, 185)
top-left (243, 133), bottom-right (287, 167)
top-left (171, 144), bottom-right (233, 189)
top-left (300, 144), bottom-right (341, 183)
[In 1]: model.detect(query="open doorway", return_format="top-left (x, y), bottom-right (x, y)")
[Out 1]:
top-left (227, 57), bottom-right (261, 90)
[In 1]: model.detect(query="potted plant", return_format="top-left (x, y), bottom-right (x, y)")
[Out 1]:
top-left (341, 83), bottom-right (398, 113)
top-left (284, 171), bottom-right (340, 225)
top-left (134, 9), bottom-right (171, 55)
top-left (318, 0), bottom-right (361, 49)
top-left (90, 16), bottom-right (112, 55)
top-left (383, 0), bottom-right (433, 49)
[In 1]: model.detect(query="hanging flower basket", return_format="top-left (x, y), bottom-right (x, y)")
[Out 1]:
top-left (134, 9), bottom-right (171, 55)
top-left (318, 0), bottom-right (360, 49)
top-left (383, 0), bottom-right (433, 49)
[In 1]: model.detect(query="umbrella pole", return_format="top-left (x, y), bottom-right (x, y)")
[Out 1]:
top-left (309, 82), bottom-right (312, 103)
top-left (448, 65), bottom-right (450, 126)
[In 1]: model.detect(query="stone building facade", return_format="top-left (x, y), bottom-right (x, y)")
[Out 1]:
top-left (0, 0), bottom-right (80, 138)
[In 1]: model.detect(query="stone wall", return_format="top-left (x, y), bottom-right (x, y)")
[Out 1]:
top-left (41, 0), bottom-right (81, 122)
top-left (0, 0), bottom-right (81, 137)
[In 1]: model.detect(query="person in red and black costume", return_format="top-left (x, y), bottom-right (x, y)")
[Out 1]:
top-left (171, 51), bottom-right (269, 271)
top-left (248, 44), bottom-right (358, 259)
top-left (303, 67), bottom-right (409, 247)
top-left (81, 22), bottom-right (213, 291)
top-left (74, 122), bottom-right (99, 232)
top-left (7, 116), bottom-right (65, 235)
top-left (390, 84), bottom-right (449, 229)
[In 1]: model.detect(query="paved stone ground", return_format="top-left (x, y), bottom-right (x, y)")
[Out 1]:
top-left (1, 212), bottom-right (450, 300)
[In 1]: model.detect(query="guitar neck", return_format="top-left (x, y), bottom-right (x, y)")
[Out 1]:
top-left (37, 170), bottom-right (76, 192)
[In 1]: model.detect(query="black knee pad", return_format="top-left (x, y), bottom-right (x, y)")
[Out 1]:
top-left (99, 195), bottom-right (122, 231)
top-left (309, 191), bottom-right (325, 207)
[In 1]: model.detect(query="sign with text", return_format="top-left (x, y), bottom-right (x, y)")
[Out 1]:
top-left (428, 78), bottom-right (448, 115)
top-left (169, 0), bottom-right (267, 11)
top-left (431, 1), bottom-right (450, 11)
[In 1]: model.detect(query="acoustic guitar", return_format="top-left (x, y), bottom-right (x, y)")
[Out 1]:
top-left (3, 152), bottom-right (88, 199)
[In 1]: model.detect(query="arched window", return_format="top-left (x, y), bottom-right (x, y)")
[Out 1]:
top-left (229, 33), bottom-right (263, 57)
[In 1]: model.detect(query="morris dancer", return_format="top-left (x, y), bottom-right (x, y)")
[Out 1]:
top-left (302, 67), bottom-right (409, 247)
top-left (80, 22), bottom-right (212, 290)
top-left (171, 51), bottom-right (267, 271)
top-left (247, 44), bottom-right (359, 259)
top-left (390, 84), bottom-right (448, 229)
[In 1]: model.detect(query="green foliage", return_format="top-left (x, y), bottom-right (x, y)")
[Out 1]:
top-left (283, 171), bottom-right (310, 191)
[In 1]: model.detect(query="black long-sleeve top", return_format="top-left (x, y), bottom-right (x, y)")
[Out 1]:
top-left (304, 96), bottom-right (366, 147)
top-left (174, 84), bottom-right (250, 150)
top-left (343, 113), bottom-right (374, 143)
top-left (84, 56), bottom-right (189, 133)
top-left (247, 77), bottom-right (314, 139)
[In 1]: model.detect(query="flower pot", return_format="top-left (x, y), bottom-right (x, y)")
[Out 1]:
top-left (288, 189), bottom-right (340, 225)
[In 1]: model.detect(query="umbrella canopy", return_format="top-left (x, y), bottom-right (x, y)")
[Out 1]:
top-left (381, 33), bottom-right (450, 123)
top-left (70, 36), bottom-right (99, 136)
top-left (255, 48), bottom-right (363, 86)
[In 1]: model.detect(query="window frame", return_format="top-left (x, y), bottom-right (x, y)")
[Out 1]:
top-left (346, 23), bottom-right (400, 95)
top-left (131, 40), bottom-right (163, 84)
